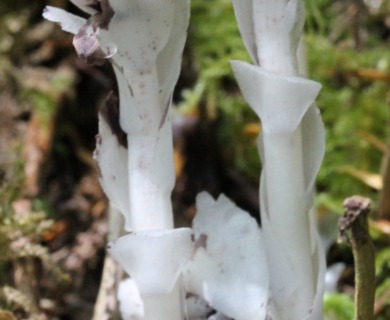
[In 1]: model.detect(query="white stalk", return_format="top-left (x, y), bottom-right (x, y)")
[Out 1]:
top-left (142, 279), bottom-right (184, 320)
top-left (43, 1), bottom-right (191, 318)
top-left (253, 4), bottom-right (310, 296)
top-left (232, 0), bottom-right (326, 319)
top-left (262, 131), bottom-right (314, 316)
top-left (116, 64), bottom-right (174, 230)
top-left (126, 122), bottom-right (175, 231)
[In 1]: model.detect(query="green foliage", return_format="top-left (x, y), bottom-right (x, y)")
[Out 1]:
top-left (376, 277), bottom-right (390, 300)
top-left (376, 247), bottom-right (390, 285)
top-left (305, 2), bottom-right (390, 314)
top-left (0, 150), bottom-right (24, 213)
top-left (0, 196), bottom-right (70, 316)
top-left (375, 277), bottom-right (390, 319)
top-left (303, 0), bottom-right (390, 215)
top-left (324, 293), bottom-right (355, 320)
top-left (307, 34), bottom-right (390, 209)
top-left (0, 286), bottom-right (37, 317)
top-left (0, 2), bottom-right (75, 318)
top-left (304, 0), bottom-right (333, 35)
top-left (189, 0), bottom-right (249, 74)
top-left (182, 0), bottom-right (260, 178)
top-left (19, 67), bottom-right (74, 125)
top-left (185, 0), bottom-right (390, 203)
top-left (0, 145), bottom-right (69, 319)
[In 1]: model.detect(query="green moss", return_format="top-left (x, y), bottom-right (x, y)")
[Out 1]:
top-left (306, 34), bottom-right (390, 208)
top-left (180, 0), bottom-right (259, 179)
top-left (0, 148), bottom-right (24, 212)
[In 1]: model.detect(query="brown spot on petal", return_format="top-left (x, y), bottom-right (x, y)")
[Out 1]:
top-left (73, 23), bottom-right (101, 58)
top-left (72, 0), bottom-right (115, 65)
top-left (159, 93), bottom-right (172, 129)
top-left (73, 20), bottom-right (117, 65)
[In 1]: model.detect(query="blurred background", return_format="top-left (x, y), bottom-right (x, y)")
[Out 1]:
top-left (1, 0), bottom-right (390, 319)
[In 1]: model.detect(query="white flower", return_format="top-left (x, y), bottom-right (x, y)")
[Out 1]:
top-left (184, 192), bottom-right (269, 320)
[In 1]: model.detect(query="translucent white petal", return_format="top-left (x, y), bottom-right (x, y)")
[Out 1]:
top-left (252, 0), bottom-right (286, 69)
top-left (231, 0), bottom-right (258, 65)
top-left (108, 228), bottom-right (192, 294)
top-left (305, 232), bottom-right (326, 320)
top-left (108, 0), bottom-right (175, 73)
top-left (43, 6), bottom-right (85, 34)
top-left (100, 0), bottom-right (184, 133)
top-left (156, 0), bottom-right (190, 111)
top-left (284, 0), bottom-right (306, 55)
top-left (118, 278), bottom-right (144, 320)
top-left (112, 65), bottom-right (143, 134)
top-left (259, 177), bottom-right (298, 319)
top-left (251, 1), bottom-right (305, 70)
top-left (260, 174), bottom-right (326, 320)
top-left (301, 105), bottom-right (325, 193)
top-left (94, 114), bottom-right (130, 222)
top-left (231, 61), bottom-right (321, 133)
top-left (185, 192), bottom-right (269, 320)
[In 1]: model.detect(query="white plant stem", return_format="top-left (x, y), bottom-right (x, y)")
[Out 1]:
top-left (232, 0), bottom-right (325, 318)
top-left (262, 130), bottom-right (315, 316)
top-left (123, 125), bottom-right (179, 319)
top-left (112, 53), bottom-right (176, 232)
top-left (126, 122), bottom-right (175, 231)
top-left (109, 228), bottom-right (192, 320)
top-left (43, 1), bottom-right (191, 318)
top-left (120, 67), bottom-right (183, 318)
top-left (142, 278), bottom-right (184, 320)
top-left (120, 61), bottom-right (180, 318)
top-left (256, 3), bottom-right (315, 315)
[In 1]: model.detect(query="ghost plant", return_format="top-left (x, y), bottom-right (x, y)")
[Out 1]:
top-left (43, 0), bottom-right (327, 319)
top-left (44, 0), bottom-right (193, 318)
top-left (231, 0), bottom-right (326, 319)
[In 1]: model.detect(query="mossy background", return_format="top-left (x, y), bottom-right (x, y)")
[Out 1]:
top-left (186, 0), bottom-right (390, 212)
top-left (1, 0), bottom-right (390, 319)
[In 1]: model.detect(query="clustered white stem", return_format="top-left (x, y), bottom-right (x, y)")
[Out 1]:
top-left (44, 0), bottom-right (327, 319)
